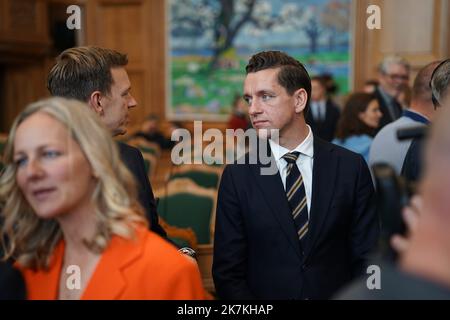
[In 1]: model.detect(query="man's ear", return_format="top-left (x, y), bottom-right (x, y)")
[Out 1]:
top-left (88, 91), bottom-right (104, 116)
top-left (294, 88), bottom-right (308, 114)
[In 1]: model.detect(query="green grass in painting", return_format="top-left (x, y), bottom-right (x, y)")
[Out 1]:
top-left (171, 52), bottom-right (349, 115)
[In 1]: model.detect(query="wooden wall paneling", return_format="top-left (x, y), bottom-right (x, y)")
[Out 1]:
top-left (447, 0), bottom-right (450, 56)
top-left (0, 0), bottom-right (8, 35)
top-left (3, 0), bottom-right (49, 44)
top-left (354, 0), bottom-right (448, 90)
top-left (0, 0), bottom-right (51, 132)
top-left (127, 69), bottom-right (145, 132)
top-left (95, 1), bottom-right (143, 66)
top-left (147, 0), bottom-right (166, 123)
top-left (86, 0), bottom-right (150, 131)
top-left (379, 0), bottom-right (444, 67)
top-left (1, 62), bottom-right (48, 132)
top-left (352, 0), bottom-right (382, 91)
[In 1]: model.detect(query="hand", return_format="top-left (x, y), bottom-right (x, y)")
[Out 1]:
top-left (390, 195), bottom-right (422, 254)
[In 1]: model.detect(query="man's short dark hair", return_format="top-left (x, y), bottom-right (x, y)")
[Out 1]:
top-left (47, 46), bottom-right (128, 102)
top-left (245, 51), bottom-right (311, 115)
top-left (311, 75), bottom-right (327, 90)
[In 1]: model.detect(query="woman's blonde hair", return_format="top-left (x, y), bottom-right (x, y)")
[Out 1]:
top-left (0, 97), bottom-right (147, 269)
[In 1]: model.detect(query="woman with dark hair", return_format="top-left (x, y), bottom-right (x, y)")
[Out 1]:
top-left (332, 93), bottom-right (382, 162)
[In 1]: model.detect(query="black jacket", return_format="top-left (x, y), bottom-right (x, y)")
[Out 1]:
top-left (118, 142), bottom-right (167, 238)
top-left (213, 138), bottom-right (379, 299)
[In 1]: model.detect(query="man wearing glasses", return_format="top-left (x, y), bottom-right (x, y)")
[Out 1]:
top-left (374, 55), bottom-right (411, 130)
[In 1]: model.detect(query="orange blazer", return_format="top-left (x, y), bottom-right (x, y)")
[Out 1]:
top-left (21, 226), bottom-right (206, 300)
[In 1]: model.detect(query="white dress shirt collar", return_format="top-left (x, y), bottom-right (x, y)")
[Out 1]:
top-left (269, 125), bottom-right (314, 161)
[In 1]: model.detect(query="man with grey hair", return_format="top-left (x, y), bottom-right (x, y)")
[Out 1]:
top-left (402, 59), bottom-right (450, 183)
top-left (369, 61), bottom-right (440, 174)
top-left (375, 55), bottom-right (411, 130)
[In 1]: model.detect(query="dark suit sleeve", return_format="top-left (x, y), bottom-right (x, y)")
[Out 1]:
top-left (118, 143), bottom-right (168, 239)
top-left (350, 155), bottom-right (380, 277)
top-left (212, 166), bottom-right (256, 299)
top-left (401, 139), bottom-right (423, 183)
top-left (0, 252), bottom-right (26, 300)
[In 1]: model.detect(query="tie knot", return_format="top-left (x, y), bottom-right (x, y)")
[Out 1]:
top-left (283, 152), bottom-right (300, 164)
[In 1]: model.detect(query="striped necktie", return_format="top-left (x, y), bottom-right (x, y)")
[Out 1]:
top-left (283, 152), bottom-right (309, 248)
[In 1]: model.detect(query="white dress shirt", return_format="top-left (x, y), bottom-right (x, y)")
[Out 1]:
top-left (269, 126), bottom-right (314, 218)
top-left (311, 100), bottom-right (326, 121)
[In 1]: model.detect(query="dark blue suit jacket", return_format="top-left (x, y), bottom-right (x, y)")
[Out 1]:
top-left (0, 258), bottom-right (26, 299)
top-left (374, 87), bottom-right (403, 131)
top-left (306, 99), bottom-right (340, 142)
top-left (212, 138), bottom-right (379, 299)
top-left (118, 142), bottom-right (167, 238)
top-left (401, 138), bottom-right (423, 183)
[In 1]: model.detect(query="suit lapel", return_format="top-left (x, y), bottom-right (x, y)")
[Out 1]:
top-left (29, 240), bottom-right (65, 299)
top-left (82, 227), bottom-right (146, 299)
top-left (250, 142), bottom-right (303, 260)
top-left (303, 138), bottom-right (338, 260)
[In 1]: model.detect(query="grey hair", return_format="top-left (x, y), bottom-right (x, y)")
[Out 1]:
top-left (378, 55), bottom-right (411, 74)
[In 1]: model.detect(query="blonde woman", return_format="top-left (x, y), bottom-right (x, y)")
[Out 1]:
top-left (0, 97), bottom-right (205, 300)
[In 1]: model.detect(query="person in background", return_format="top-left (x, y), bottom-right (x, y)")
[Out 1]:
top-left (363, 79), bottom-right (379, 94)
top-left (0, 97), bottom-right (206, 300)
top-left (401, 59), bottom-right (450, 184)
top-left (321, 73), bottom-right (339, 98)
top-left (134, 114), bottom-right (176, 150)
top-left (397, 85), bottom-right (412, 110)
top-left (213, 51), bottom-right (379, 300)
top-left (369, 61), bottom-right (440, 175)
top-left (227, 94), bottom-right (251, 131)
top-left (374, 55), bottom-right (411, 130)
top-left (333, 93), bottom-right (382, 163)
top-left (46, 46), bottom-right (168, 240)
top-left (337, 104), bottom-right (450, 300)
top-left (305, 76), bottom-right (341, 142)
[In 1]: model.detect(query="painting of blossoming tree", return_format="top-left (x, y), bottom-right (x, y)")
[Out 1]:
top-left (168, 0), bottom-right (351, 120)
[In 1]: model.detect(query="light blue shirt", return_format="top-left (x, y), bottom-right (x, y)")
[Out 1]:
top-left (332, 135), bottom-right (373, 163)
top-left (369, 110), bottom-right (428, 174)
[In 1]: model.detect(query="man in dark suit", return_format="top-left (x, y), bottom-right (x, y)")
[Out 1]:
top-left (374, 55), bottom-right (411, 130)
top-left (47, 46), bottom-right (167, 238)
top-left (401, 59), bottom-right (450, 183)
top-left (306, 76), bottom-right (340, 142)
top-left (212, 51), bottom-right (379, 300)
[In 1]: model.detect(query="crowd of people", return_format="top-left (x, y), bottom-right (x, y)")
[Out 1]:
top-left (1, 45), bottom-right (450, 300)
